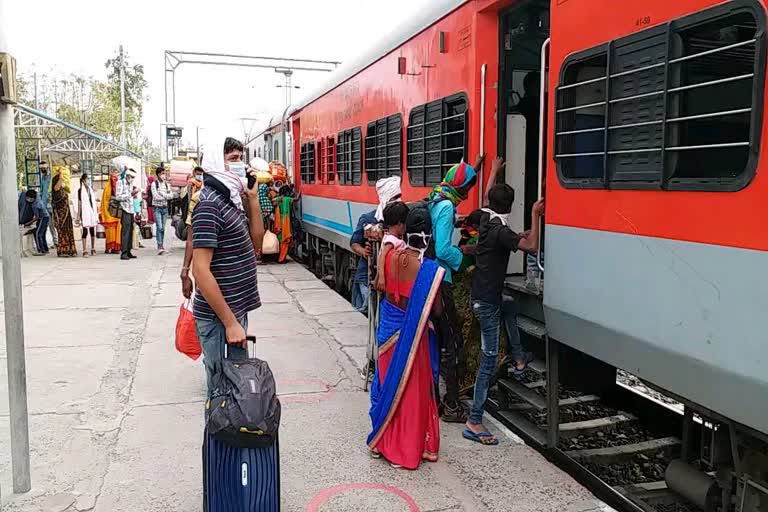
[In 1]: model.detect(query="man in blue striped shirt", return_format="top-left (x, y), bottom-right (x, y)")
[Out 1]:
top-left (192, 137), bottom-right (266, 396)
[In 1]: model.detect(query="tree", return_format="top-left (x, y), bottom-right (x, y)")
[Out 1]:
top-left (14, 48), bottom-right (152, 185)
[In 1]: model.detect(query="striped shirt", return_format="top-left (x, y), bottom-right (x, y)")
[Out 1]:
top-left (192, 183), bottom-right (260, 322)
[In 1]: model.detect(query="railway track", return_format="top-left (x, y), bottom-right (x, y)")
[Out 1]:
top-left (484, 324), bottom-right (699, 512)
top-left (294, 258), bottom-right (702, 512)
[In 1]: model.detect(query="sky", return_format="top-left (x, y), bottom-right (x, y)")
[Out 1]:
top-left (4, 0), bottom-right (432, 152)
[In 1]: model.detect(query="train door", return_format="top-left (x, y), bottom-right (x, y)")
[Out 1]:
top-left (498, 1), bottom-right (550, 277)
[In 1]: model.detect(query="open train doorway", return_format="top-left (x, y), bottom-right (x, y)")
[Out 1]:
top-left (497, 1), bottom-right (550, 276)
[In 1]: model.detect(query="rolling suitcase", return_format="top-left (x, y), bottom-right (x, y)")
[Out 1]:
top-left (203, 336), bottom-right (281, 511)
top-left (203, 430), bottom-right (280, 511)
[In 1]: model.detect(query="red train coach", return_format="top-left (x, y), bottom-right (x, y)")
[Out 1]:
top-left (288, 0), bottom-right (768, 508)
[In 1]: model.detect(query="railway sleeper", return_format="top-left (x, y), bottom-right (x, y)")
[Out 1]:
top-left (566, 436), bottom-right (681, 465)
top-left (505, 393), bottom-right (601, 412)
top-left (559, 413), bottom-right (639, 439)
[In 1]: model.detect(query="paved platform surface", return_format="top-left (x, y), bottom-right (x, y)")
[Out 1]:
top-left (0, 240), bottom-right (614, 511)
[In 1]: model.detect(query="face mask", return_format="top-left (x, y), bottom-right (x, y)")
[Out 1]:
top-left (194, 173), bottom-right (203, 180)
top-left (228, 161), bottom-right (246, 178)
top-left (406, 232), bottom-right (432, 261)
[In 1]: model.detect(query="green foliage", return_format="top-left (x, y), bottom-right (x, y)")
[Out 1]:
top-left (15, 48), bottom-right (156, 186)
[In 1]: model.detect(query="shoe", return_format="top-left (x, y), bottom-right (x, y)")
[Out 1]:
top-left (158, 248), bottom-right (165, 255)
top-left (440, 402), bottom-right (469, 423)
top-left (120, 255), bottom-right (130, 260)
top-left (128, 253), bottom-right (137, 259)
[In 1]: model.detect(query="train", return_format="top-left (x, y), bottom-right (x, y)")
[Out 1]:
top-left (271, 0), bottom-right (768, 510)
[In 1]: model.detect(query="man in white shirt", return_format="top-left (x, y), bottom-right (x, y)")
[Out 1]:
top-left (151, 165), bottom-right (174, 255)
top-left (115, 168), bottom-right (137, 260)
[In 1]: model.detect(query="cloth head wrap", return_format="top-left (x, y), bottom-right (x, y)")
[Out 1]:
top-left (428, 161), bottom-right (477, 206)
top-left (375, 176), bottom-right (402, 221)
top-left (201, 129), bottom-right (244, 210)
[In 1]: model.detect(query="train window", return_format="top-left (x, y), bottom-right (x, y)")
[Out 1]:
top-left (407, 93), bottom-right (469, 187)
top-left (365, 114), bottom-right (402, 184)
top-left (319, 136), bottom-right (336, 184)
top-left (274, 141), bottom-right (280, 162)
top-left (300, 142), bottom-right (315, 184)
top-left (555, 1), bottom-right (764, 191)
top-left (337, 127), bottom-right (363, 185)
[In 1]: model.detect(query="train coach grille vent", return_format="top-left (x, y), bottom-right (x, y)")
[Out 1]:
top-left (337, 127), bottom-right (362, 185)
top-left (407, 93), bottom-right (469, 187)
top-left (554, 3), bottom-right (764, 192)
top-left (365, 114), bottom-right (402, 184)
top-left (300, 142), bottom-right (316, 184)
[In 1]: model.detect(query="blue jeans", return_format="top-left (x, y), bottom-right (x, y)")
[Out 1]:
top-left (154, 207), bottom-right (168, 249)
top-left (469, 297), bottom-right (526, 425)
top-left (35, 217), bottom-right (49, 253)
top-left (195, 314), bottom-right (248, 397)
top-left (351, 280), bottom-right (369, 315)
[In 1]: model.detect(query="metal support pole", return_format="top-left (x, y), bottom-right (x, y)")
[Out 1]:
top-left (0, 2), bottom-right (32, 493)
top-left (163, 53), bottom-right (169, 124)
top-left (545, 335), bottom-right (560, 448)
top-left (171, 69), bottom-right (176, 125)
top-left (119, 44), bottom-right (126, 147)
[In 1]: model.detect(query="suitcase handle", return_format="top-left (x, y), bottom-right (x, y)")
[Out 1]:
top-left (224, 335), bottom-right (256, 360)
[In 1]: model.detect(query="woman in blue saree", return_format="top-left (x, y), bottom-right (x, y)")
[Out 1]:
top-left (368, 207), bottom-right (443, 469)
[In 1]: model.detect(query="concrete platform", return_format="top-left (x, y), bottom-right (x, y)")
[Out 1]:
top-left (0, 239), bottom-right (614, 511)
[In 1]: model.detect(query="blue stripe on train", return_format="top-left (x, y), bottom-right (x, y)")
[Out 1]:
top-left (302, 212), bottom-right (354, 235)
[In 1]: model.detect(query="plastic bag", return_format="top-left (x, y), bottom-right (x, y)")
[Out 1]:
top-left (175, 299), bottom-right (201, 360)
top-left (262, 230), bottom-right (279, 255)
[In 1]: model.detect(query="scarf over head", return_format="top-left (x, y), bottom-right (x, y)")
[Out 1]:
top-left (201, 130), bottom-right (244, 210)
top-left (375, 176), bottom-right (402, 222)
top-left (428, 161), bottom-right (477, 206)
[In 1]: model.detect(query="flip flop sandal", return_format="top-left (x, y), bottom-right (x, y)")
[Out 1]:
top-left (462, 429), bottom-right (499, 446)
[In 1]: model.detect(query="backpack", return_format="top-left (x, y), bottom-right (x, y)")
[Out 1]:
top-left (174, 194), bottom-right (191, 241)
top-left (406, 199), bottom-right (439, 260)
top-left (145, 182), bottom-right (154, 209)
top-left (174, 218), bottom-right (188, 241)
top-left (206, 354), bottom-right (281, 448)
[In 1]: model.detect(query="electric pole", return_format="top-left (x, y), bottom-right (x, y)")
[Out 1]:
top-left (119, 44), bottom-right (126, 148)
top-left (0, 0), bottom-right (32, 495)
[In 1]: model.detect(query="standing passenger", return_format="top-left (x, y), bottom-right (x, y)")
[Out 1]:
top-left (192, 137), bottom-right (265, 396)
top-left (26, 190), bottom-right (50, 255)
top-left (100, 171), bottom-right (122, 255)
top-left (77, 173), bottom-right (98, 257)
top-left (115, 168), bottom-right (137, 260)
top-left (428, 157), bottom-right (483, 423)
top-left (368, 207), bottom-right (442, 469)
top-left (465, 171), bottom-right (543, 445)
top-left (350, 177), bottom-right (402, 314)
top-left (39, 161), bottom-right (58, 246)
top-left (51, 166), bottom-right (77, 257)
top-left (274, 185), bottom-right (295, 264)
top-left (180, 167), bottom-right (204, 299)
top-left (151, 166), bottom-right (174, 255)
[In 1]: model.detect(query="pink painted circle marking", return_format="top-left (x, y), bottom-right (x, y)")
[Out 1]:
top-left (306, 482), bottom-right (421, 512)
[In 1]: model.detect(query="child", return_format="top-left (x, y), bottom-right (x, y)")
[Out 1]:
top-left (374, 201), bottom-right (409, 293)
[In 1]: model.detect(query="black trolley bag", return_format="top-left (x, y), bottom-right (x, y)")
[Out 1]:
top-left (203, 336), bottom-right (281, 512)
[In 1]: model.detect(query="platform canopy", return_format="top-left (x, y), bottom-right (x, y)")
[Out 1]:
top-left (13, 103), bottom-right (142, 159)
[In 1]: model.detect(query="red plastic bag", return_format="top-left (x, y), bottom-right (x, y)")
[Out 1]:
top-left (175, 300), bottom-right (201, 360)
